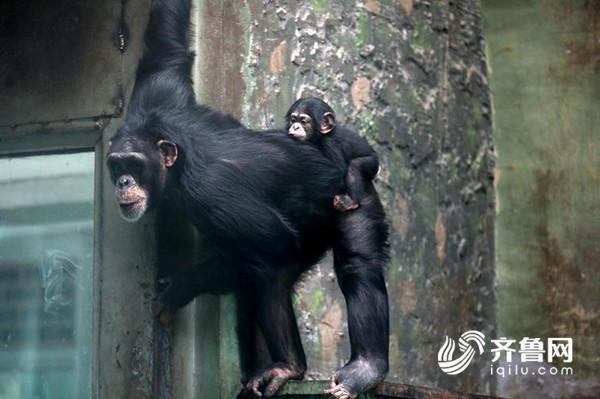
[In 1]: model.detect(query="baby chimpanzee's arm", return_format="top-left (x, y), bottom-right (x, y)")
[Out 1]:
top-left (333, 129), bottom-right (379, 212)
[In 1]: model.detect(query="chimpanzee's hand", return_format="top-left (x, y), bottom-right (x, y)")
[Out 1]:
top-left (333, 194), bottom-right (359, 212)
top-left (151, 297), bottom-right (175, 325)
top-left (151, 276), bottom-right (176, 325)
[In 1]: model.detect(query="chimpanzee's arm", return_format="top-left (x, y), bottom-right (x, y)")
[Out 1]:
top-left (344, 152), bottom-right (379, 201)
top-left (333, 152), bottom-right (379, 212)
top-left (332, 130), bottom-right (379, 212)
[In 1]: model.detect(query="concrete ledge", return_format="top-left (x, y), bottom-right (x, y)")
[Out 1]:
top-left (272, 380), bottom-right (501, 399)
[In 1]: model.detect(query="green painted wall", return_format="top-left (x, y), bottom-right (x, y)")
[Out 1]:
top-left (483, 0), bottom-right (599, 396)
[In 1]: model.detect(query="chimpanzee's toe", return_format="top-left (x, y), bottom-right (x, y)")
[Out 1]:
top-left (325, 375), bottom-right (356, 399)
top-left (324, 358), bottom-right (386, 399)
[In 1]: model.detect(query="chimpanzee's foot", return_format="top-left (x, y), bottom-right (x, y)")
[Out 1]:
top-left (245, 363), bottom-right (304, 397)
top-left (333, 195), bottom-right (359, 212)
top-left (324, 358), bottom-right (387, 399)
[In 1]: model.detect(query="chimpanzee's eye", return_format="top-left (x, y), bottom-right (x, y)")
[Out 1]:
top-left (110, 162), bottom-right (123, 176)
top-left (127, 159), bottom-right (144, 176)
top-left (108, 162), bottom-right (123, 182)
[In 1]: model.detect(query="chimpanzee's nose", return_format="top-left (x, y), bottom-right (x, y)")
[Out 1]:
top-left (118, 175), bottom-right (134, 189)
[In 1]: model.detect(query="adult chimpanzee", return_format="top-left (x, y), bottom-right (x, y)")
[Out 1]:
top-left (285, 97), bottom-right (380, 213)
top-left (105, 1), bottom-right (389, 398)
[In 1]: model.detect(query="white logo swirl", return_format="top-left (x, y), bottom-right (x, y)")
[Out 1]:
top-left (438, 330), bottom-right (486, 375)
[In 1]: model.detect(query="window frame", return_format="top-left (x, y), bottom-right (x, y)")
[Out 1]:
top-left (0, 124), bottom-right (101, 398)
top-left (0, 120), bottom-right (163, 398)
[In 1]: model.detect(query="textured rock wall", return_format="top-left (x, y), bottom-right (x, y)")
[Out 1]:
top-left (195, 0), bottom-right (496, 394)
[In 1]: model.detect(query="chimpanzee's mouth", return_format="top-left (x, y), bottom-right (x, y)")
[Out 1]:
top-left (118, 198), bottom-right (147, 222)
top-left (119, 200), bottom-right (141, 209)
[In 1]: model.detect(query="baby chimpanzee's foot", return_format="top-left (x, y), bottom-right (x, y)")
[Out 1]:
top-left (333, 194), bottom-right (359, 212)
top-left (324, 358), bottom-right (387, 399)
top-left (245, 363), bottom-right (304, 397)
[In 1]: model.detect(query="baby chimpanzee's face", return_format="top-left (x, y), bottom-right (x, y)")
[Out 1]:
top-left (287, 111), bottom-right (314, 140)
top-left (285, 97), bottom-right (337, 142)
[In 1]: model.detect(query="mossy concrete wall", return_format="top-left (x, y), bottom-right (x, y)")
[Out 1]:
top-left (195, 0), bottom-right (496, 395)
top-left (483, 0), bottom-right (599, 397)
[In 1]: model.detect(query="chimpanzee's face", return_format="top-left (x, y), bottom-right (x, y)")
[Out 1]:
top-left (287, 112), bottom-right (315, 141)
top-left (106, 133), bottom-right (178, 222)
top-left (286, 98), bottom-right (336, 142)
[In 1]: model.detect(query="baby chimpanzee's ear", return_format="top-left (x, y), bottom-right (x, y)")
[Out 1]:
top-left (158, 140), bottom-right (178, 167)
top-left (319, 112), bottom-right (336, 134)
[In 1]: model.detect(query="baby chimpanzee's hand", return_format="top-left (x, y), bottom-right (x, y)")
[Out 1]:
top-left (334, 194), bottom-right (360, 212)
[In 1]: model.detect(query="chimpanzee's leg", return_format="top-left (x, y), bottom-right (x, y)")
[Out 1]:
top-left (236, 289), bottom-right (272, 385)
top-left (326, 194), bottom-right (389, 399)
top-left (245, 275), bottom-right (307, 397)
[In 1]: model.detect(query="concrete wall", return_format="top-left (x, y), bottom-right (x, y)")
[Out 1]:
top-left (483, 0), bottom-right (599, 397)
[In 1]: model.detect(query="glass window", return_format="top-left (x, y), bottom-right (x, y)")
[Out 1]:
top-left (0, 152), bottom-right (94, 399)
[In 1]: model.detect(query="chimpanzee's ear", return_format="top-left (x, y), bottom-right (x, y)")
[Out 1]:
top-left (319, 112), bottom-right (336, 134)
top-left (158, 140), bottom-right (178, 167)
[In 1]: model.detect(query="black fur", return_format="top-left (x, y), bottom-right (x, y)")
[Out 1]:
top-left (107, 1), bottom-right (389, 397)
top-left (285, 97), bottom-right (381, 207)
top-left (285, 98), bottom-right (390, 396)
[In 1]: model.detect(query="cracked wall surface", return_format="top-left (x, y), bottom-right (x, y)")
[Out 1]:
top-left (195, 0), bottom-right (496, 394)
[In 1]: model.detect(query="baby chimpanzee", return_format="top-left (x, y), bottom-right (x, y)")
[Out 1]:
top-left (285, 97), bottom-right (389, 397)
top-left (286, 97), bottom-right (379, 212)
